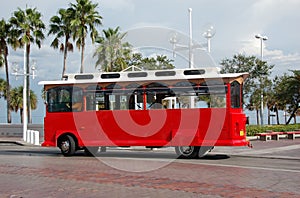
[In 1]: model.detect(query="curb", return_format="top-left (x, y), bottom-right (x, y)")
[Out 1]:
top-left (0, 140), bottom-right (26, 146)
top-left (0, 138), bottom-right (41, 146)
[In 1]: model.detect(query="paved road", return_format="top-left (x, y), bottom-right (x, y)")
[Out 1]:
top-left (0, 139), bottom-right (300, 197)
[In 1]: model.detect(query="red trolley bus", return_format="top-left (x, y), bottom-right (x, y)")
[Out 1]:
top-left (39, 67), bottom-right (249, 158)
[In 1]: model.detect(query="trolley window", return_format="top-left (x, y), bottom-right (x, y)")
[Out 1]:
top-left (231, 81), bottom-right (241, 108)
top-left (47, 86), bottom-right (83, 112)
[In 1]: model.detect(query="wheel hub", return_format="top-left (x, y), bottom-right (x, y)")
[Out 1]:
top-left (61, 141), bottom-right (70, 152)
top-left (180, 146), bottom-right (193, 155)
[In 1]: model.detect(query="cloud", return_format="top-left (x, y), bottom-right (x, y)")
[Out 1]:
top-left (101, 0), bottom-right (135, 11)
top-left (239, 38), bottom-right (300, 76)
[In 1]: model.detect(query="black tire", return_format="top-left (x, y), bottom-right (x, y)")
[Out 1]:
top-left (100, 147), bottom-right (107, 152)
top-left (198, 146), bottom-right (213, 158)
top-left (175, 146), bottom-right (200, 159)
top-left (59, 135), bottom-right (76, 157)
top-left (84, 147), bottom-right (99, 156)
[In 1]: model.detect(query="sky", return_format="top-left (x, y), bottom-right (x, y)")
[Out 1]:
top-left (0, 0), bottom-right (300, 123)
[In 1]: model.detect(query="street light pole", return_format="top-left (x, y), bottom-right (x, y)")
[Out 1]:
top-left (255, 34), bottom-right (268, 126)
top-left (188, 8), bottom-right (194, 69)
top-left (170, 8), bottom-right (216, 108)
top-left (12, 49), bottom-right (36, 142)
top-left (170, 8), bottom-right (215, 68)
top-left (23, 48), bottom-right (27, 141)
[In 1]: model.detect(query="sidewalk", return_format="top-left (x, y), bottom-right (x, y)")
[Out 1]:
top-left (212, 138), bottom-right (300, 160)
top-left (0, 137), bottom-right (38, 146)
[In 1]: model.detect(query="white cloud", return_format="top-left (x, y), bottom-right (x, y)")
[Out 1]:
top-left (101, 0), bottom-right (135, 12)
top-left (239, 38), bottom-right (300, 76)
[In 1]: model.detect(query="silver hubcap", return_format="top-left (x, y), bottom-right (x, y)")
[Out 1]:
top-left (180, 146), bottom-right (194, 155)
top-left (61, 140), bottom-right (70, 153)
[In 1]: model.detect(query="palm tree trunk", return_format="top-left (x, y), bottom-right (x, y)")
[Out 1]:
top-left (286, 106), bottom-right (299, 125)
top-left (267, 108), bottom-right (270, 125)
top-left (62, 36), bottom-right (68, 79)
top-left (4, 51), bottom-right (11, 123)
top-left (256, 109), bottom-right (259, 125)
top-left (20, 108), bottom-right (23, 123)
top-left (80, 38), bottom-right (85, 73)
top-left (275, 108), bottom-right (280, 125)
top-left (26, 43), bottom-right (31, 124)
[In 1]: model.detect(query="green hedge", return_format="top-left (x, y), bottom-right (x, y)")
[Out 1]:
top-left (246, 124), bottom-right (300, 136)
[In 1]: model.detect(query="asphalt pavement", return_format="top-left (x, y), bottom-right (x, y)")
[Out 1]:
top-left (1, 136), bottom-right (300, 198)
top-left (1, 136), bottom-right (300, 160)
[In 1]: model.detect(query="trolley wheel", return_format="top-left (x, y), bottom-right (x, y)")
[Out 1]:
top-left (100, 147), bottom-right (107, 152)
top-left (198, 146), bottom-right (214, 158)
top-left (59, 135), bottom-right (76, 157)
top-left (84, 147), bottom-right (99, 156)
top-left (175, 146), bottom-right (200, 159)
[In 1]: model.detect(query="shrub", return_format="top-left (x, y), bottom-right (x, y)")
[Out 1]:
top-left (246, 124), bottom-right (300, 136)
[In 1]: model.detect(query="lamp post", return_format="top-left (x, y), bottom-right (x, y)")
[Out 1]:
top-left (12, 50), bottom-right (36, 141)
top-left (170, 8), bottom-right (215, 68)
top-left (188, 8), bottom-right (194, 68)
top-left (170, 8), bottom-right (215, 108)
top-left (203, 24), bottom-right (215, 53)
top-left (255, 34), bottom-right (268, 126)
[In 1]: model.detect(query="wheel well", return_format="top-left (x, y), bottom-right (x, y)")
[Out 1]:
top-left (57, 133), bottom-right (79, 149)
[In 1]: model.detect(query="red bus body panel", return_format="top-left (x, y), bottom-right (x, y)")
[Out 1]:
top-left (42, 108), bottom-right (248, 147)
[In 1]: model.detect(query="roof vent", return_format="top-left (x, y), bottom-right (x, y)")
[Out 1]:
top-left (101, 73), bottom-right (120, 79)
top-left (74, 74), bottom-right (94, 80)
top-left (184, 69), bottom-right (205, 75)
top-left (155, 70), bottom-right (176, 77)
top-left (128, 72), bottom-right (148, 78)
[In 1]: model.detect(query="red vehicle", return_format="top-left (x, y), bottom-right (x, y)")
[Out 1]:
top-left (39, 67), bottom-right (249, 158)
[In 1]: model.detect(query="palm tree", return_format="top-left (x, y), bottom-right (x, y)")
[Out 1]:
top-left (10, 7), bottom-right (45, 123)
top-left (285, 70), bottom-right (300, 124)
top-left (9, 86), bottom-right (37, 123)
top-left (48, 8), bottom-right (74, 78)
top-left (94, 27), bottom-right (131, 72)
top-left (9, 86), bottom-right (23, 122)
top-left (69, 0), bottom-right (102, 73)
top-left (0, 78), bottom-right (6, 98)
top-left (0, 19), bottom-right (13, 123)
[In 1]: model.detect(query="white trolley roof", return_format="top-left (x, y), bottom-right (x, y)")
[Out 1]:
top-left (38, 67), bottom-right (248, 85)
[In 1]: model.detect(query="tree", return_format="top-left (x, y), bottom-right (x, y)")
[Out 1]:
top-left (94, 27), bottom-right (131, 72)
top-left (263, 78), bottom-right (275, 125)
top-left (286, 70), bottom-right (300, 124)
top-left (9, 86), bottom-right (37, 123)
top-left (265, 75), bottom-right (288, 125)
top-left (0, 19), bottom-right (13, 123)
top-left (126, 53), bottom-right (175, 71)
top-left (0, 78), bottom-right (6, 98)
top-left (275, 70), bottom-right (300, 124)
top-left (220, 54), bottom-right (274, 125)
top-left (48, 8), bottom-right (74, 78)
top-left (10, 7), bottom-right (45, 123)
top-left (70, 0), bottom-right (102, 73)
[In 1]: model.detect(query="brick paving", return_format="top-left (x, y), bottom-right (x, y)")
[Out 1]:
top-left (0, 154), bottom-right (300, 198)
top-left (0, 138), bottom-right (300, 197)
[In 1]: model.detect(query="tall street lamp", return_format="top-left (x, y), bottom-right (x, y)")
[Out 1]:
top-left (255, 34), bottom-right (268, 126)
top-left (170, 8), bottom-right (215, 108)
top-left (12, 48), bottom-right (36, 141)
top-left (170, 8), bottom-right (215, 68)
